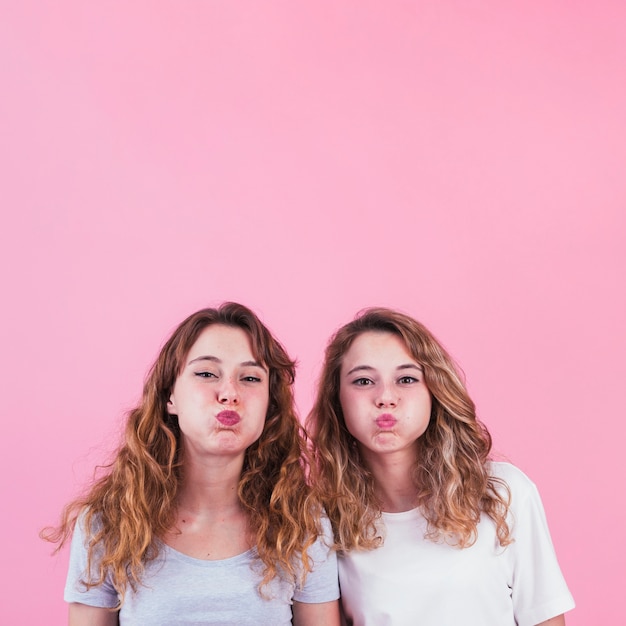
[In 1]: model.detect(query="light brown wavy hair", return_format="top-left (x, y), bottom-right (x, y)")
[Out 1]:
top-left (306, 307), bottom-right (511, 552)
top-left (42, 302), bottom-right (320, 605)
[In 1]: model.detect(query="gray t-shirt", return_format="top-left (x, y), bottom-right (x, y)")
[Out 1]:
top-left (65, 516), bottom-right (339, 625)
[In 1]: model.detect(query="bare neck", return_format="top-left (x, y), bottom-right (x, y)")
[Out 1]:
top-left (359, 446), bottom-right (419, 513)
top-left (176, 453), bottom-right (245, 518)
top-left (165, 452), bottom-right (252, 560)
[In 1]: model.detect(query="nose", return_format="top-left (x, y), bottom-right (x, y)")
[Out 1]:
top-left (218, 378), bottom-right (239, 404)
top-left (375, 383), bottom-right (398, 408)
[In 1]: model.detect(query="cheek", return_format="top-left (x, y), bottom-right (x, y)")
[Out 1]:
top-left (338, 386), bottom-right (352, 415)
top-left (245, 385), bottom-right (270, 412)
top-left (339, 386), bottom-right (362, 421)
top-left (425, 392), bottom-right (433, 414)
top-left (420, 389), bottom-right (432, 408)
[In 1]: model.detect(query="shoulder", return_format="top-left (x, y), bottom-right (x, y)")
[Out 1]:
top-left (318, 513), bottom-right (334, 540)
top-left (487, 461), bottom-right (540, 503)
top-left (295, 513), bottom-right (339, 601)
top-left (73, 507), bottom-right (103, 540)
top-left (307, 513), bottom-right (336, 558)
top-left (487, 462), bottom-right (553, 528)
top-left (488, 461), bottom-right (536, 488)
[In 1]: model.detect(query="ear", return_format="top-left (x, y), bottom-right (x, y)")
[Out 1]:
top-left (167, 394), bottom-right (177, 415)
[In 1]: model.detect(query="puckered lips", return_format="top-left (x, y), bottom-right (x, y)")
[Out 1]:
top-left (375, 413), bottom-right (397, 429)
top-left (216, 410), bottom-right (241, 426)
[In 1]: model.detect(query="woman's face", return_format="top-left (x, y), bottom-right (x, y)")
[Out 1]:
top-left (167, 324), bottom-right (270, 460)
top-left (338, 331), bottom-right (432, 460)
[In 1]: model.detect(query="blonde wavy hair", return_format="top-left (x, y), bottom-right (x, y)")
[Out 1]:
top-left (307, 307), bottom-right (511, 552)
top-left (42, 302), bottom-right (319, 605)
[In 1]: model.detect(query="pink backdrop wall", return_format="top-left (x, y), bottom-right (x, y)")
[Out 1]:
top-left (2, 2), bottom-right (624, 623)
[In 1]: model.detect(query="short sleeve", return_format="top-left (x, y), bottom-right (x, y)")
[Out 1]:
top-left (293, 516), bottom-right (340, 604)
top-left (498, 464), bottom-right (575, 626)
top-left (64, 513), bottom-right (119, 608)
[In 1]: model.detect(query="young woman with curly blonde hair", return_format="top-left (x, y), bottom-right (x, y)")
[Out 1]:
top-left (307, 307), bottom-right (573, 626)
top-left (44, 302), bottom-right (339, 625)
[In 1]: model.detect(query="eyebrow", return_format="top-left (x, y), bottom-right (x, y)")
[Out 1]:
top-left (187, 355), bottom-right (267, 371)
top-left (345, 363), bottom-right (423, 376)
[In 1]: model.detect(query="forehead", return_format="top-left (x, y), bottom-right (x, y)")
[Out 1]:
top-left (340, 331), bottom-right (416, 370)
top-left (187, 324), bottom-right (256, 360)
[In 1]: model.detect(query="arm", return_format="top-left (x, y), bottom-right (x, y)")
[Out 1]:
top-left (497, 465), bottom-right (575, 625)
top-left (536, 616), bottom-right (565, 626)
top-left (292, 600), bottom-right (340, 626)
top-left (68, 603), bottom-right (119, 626)
top-left (66, 514), bottom-right (121, 623)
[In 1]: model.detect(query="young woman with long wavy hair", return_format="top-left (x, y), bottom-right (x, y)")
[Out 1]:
top-left (307, 308), bottom-right (573, 626)
top-left (43, 302), bottom-right (339, 625)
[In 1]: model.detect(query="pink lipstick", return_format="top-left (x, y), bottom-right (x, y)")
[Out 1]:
top-left (376, 414), bottom-right (397, 429)
top-left (216, 410), bottom-right (241, 426)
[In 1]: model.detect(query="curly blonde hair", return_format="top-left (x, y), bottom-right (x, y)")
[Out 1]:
top-left (306, 307), bottom-right (511, 552)
top-left (42, 302), bottom-right (319, 605)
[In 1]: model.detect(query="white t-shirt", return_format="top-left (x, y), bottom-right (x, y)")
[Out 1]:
top-left (338, 462), bottom-right (574, 626)
top-left (65, 515), bottom-right (339, 625)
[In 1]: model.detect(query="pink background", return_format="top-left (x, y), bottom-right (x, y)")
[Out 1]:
top-left (2, 2), bottom-right (624, 623)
